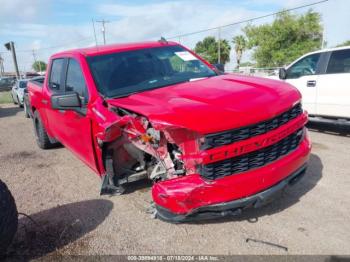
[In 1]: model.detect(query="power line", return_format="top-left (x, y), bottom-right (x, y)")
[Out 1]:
top-left (166, 0), bottom-right (329, 39)
top-left (1, 0), bottom-right (329, 65)
top-left (95, 19), bottom-right (110, 45)
top-left (13, 36), bottom-right (94, 53)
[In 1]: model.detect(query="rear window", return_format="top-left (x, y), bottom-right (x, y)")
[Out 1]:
top-left (19, 81), bottom-right (27, 88)
top-left (326, 49), bottom-right (350, 74)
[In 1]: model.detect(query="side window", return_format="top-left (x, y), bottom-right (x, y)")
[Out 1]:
top-left (49, 59), bottom-right (64, 91)
top-left (287, 53), bottom-right (321, 79)
top-left (65, 59), bottom-right (88, 102)
top-left (326, 49), bottom-right (350, 74)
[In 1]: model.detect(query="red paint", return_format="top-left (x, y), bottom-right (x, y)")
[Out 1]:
top-left (28, 41), bottom-right (310, 216)
top-left (152, 130), bottom-right (311, 214)
top-left (107, 74), bottom-right (301, 134)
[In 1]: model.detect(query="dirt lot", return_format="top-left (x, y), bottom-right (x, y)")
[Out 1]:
top-left (1, 104), bottom-right (350, 259)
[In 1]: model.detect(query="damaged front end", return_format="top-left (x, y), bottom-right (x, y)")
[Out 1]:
top-left (97, 104), bottom-right (204, 199)
top-left (96, 102), bottom-right (310, 223)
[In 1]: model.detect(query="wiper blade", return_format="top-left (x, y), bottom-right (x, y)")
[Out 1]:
top-left (189, 77), bottom-right (209, 82)
top-left (110, 91), bottom-right (140, 99)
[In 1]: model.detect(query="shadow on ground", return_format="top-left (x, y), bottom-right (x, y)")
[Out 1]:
top-left (110, 153), bottom-right (323, 225)
top-left (189, 153), bottom-right (323, 224)
top-left (307, 121), bottom-right (350, 137)
top-left (5, 199), bottom-right (113, 259)
top-left (0, 106), bottom-right (22, 118)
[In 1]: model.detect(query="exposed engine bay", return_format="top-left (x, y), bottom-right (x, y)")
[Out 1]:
top-left (100, 105), bottom-right (201, 196)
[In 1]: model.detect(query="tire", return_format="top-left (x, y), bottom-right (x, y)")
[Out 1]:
top-left (23, 103), bottom-right (30, 118)
top-left (17, 96), bottom-right (23, 108)
top-left (0, 180), bottom-right (18, 256)
top-left (33, 110), bottom-right (53, 149)
top-left (11, 93), bottom-right (17, 105)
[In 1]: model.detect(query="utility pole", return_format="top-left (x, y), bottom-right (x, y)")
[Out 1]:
top-left (32, 49), bottom-right (42, 73)
top-left (0, 54), bottom-right (4, 77)
top-left (321, 25), bottom-right (326, 49)
top-left (4, 41), bottom-right (20, 79)
top-left (92, 19), bottom-right (98, 46)
top-left (96, 19), bottom-right (110, 45)
top-left (217, 27), bottom-right (221, 64)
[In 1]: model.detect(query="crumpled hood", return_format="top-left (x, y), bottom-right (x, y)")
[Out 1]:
top-left (107, 74), bottom-right (301, 134)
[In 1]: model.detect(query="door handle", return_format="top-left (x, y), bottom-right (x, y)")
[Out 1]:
top-left (307, 80), bottom-right (316, 87)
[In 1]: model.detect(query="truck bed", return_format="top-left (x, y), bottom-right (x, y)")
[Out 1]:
top-left (28, 77), bottom-right (44, 88)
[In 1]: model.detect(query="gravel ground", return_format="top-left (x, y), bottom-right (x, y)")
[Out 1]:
top-left (0, 104), bottom-right (350, 259)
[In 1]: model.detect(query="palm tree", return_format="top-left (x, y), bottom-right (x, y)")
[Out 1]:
top-left (194, 36), bottom-right (231, 65)
top-left (232, 35), bottom-right (247, 68)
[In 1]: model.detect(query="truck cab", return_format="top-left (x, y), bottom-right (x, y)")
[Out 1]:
top-left (279, 46), bottom-right (350, 121)
top-left (28, 41), bottom-right (311, 222)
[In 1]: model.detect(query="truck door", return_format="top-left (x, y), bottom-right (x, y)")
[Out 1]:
top-left (316, 49), bottom-right (350, 118)
top-left (284, 53), bottom-right (321, 115)
top-left (46, 58), bottom-right (99, 173)
top-left (45, 58), bottom-right (66, 139)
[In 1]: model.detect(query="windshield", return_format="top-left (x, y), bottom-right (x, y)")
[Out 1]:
top-left (87, 45), bottom-right (216, 98)
top-left (19, 81), bottom-right (27, 88)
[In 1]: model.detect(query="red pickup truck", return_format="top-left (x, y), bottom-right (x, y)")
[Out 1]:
top-left (28, 41), bottom-right (311, 222)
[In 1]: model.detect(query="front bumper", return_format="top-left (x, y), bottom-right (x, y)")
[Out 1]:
top-left (152, 129), bottom-right (311, 222)
top-left (156, 164), bottom-right (307, 223)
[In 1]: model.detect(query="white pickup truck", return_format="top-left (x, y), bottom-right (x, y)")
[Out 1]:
top-left (279, 46), bottom-right (350, 123)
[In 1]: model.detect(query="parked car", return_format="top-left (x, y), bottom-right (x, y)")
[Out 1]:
top-left (28, 41), bottom-right (311, 222)
top-left (0, 77), bottom-right (16, 92)
top-left (23, 76), bottom-right (44, 118)
top-left (279, 46), bottom-right (350, 123)
top-left (11, 79), bottom-right (29, 107)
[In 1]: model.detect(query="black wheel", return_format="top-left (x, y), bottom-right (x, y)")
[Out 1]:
top-left (23, 103), bottom-right (30, 118)
top-left (17, 96), bottom-right (23, 108)
top-left (11, 93), bottom-right (17, 105)
top-left (0, 180), bottom-right (18, 256)
top-left (33, 110), bottom-right (53, 149)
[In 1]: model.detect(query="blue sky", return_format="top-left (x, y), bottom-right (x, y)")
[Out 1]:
top-left (0, 0), bottom-right (349, 72)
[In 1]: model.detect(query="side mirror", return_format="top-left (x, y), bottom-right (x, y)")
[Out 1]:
top-left (51, 92), bottom-right (82, 111)
top-left (279, 68), bottom-right (287, 79)
top-left (213, 63), bottom-right (225, 73)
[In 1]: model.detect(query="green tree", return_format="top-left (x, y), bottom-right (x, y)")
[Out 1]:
top-left (32, 61), bottom-right (47, 72)
top-left (232, 35), bottom-right (247, 68)
top-left (336, 40), bottom-right (350, 47)
top-left (194, 36), bottom-right (231, 64)
top-left (239, 61), bottom-right (255, 67)
top-left (243, 10), bottom-right (322, 67)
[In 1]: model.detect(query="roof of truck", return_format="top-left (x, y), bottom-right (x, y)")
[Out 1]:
top-left (53, 41), bottom-right (179, 57)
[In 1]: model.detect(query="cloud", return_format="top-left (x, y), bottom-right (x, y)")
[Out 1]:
top-left (0, 0), bottom-right (349, 72)
top-left (97, 1), bottom-right (263, 43)
top-left (0, 22), bottom-right (97, 72)
top-left (0, 0), bottom-right (49, 23)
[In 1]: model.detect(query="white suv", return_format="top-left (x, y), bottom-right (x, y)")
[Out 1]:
top-left (279, 46), bottom-right (350, 121)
